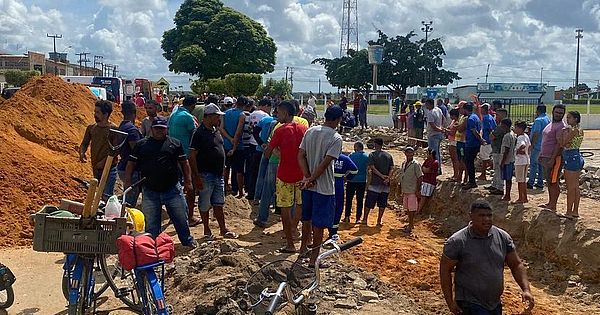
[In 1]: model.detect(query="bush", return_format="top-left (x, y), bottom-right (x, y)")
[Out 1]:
top-left (224, 73), bottom-right (262, 96)
top-left (562, 99), bottom-right (600, 105)
top-left (5, 70), bottom-right (40, 87)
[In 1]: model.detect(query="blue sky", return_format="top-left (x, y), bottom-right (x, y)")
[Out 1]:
top-left (2, 0), bottom-right (600, 93)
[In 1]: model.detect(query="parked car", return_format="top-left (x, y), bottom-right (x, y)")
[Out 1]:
top-left (1, 87), bottom-right (20, 99)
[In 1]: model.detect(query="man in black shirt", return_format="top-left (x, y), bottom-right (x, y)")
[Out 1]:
top-left (124, 117), bottom-right (196, 247)
top-left (189, 104), bottom-right (238, 239)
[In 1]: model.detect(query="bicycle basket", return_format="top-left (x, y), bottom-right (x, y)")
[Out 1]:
top-left (33, 205), bottom-right (127, 254)
top-left (245, 259), bottom-right (314, 308)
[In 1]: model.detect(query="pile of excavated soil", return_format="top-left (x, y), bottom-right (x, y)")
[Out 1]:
top-left (0, 75), bottom-right (136, 248)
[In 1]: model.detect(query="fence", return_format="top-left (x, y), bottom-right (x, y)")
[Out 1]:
top-left (478, 98), bottom-right (540, 123)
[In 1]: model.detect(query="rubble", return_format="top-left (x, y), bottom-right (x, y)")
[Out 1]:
top-left (577, 166), bottom-right (600, 201)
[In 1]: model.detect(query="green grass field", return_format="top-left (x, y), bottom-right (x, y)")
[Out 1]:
top-left (316, 104), bottom-right (600, 116)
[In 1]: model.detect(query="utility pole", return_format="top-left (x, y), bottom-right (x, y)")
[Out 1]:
top-left (76, 52), bottom-right (84, 74)
top-left (421, 21), bottom-right (433, 42)
top-left (289, 67), bottom-right (294, 93)
top-left (421, 21), bottom-right (433, 86)
top-left (112, 65), bottom-right (118, 77)
top-left (81, 52), bottom-right (90, 70)
top-left (540, 67), bottom-right (543, 85)
top-left (47, 33), bottom-right (63, 75)
top-left (485, 64), bottom-right (490, 83)
top-left (93, 55), bottom-right (103, 69)
top-left (575, 28), bottom-right (583, 100)
top-left (285, 66), bottom-right (289, 84)
top-left (318, 78), bottom-right (321, 94)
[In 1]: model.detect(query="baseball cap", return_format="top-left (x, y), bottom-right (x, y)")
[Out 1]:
top-left (404, 146), bottom-right (415, 152)
top-left (151, 117), bottom-right (168, 128)
top-left (204, 103), bottom-right (225, 115)
top-left (325, 105), bottom-right (344, 121)
top-left (414, 101), bottom-right (422, 107)
top-left (223, 97), bottom-right (234, 104)
top-left (457, 101), bottom-right (467, 108)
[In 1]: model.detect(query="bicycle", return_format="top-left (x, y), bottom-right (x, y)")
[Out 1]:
top-left (0, 262), bottom-right (15, 309)
top-left (246, 237), bottom-right (363, 315)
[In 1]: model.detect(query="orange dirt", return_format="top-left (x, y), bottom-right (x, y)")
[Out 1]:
top-left (0, 75), bottom-right (142, 248)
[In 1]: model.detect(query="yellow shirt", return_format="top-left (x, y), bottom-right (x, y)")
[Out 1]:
top-left (455, 116), bottom-right (466, 142)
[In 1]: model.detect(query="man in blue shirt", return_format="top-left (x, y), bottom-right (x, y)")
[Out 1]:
top-left (527, 105), bottom-right (551, 189)
top-left (220, 96), bottom-right (247, 197)
top-left (329, 153), bottom-right (358, 237)
top-left (251, 98), bottom-right (273, 204)
top-left (167, 95), bottom-right (201, 226)
top-left (463, 102), bottom-right (485, 190)
top-left (344, 142), bottom-right (369, 223)
top-left (117, 100), bottom-right (142, 207)
top-left (479, 104), bottom-right (497, 181)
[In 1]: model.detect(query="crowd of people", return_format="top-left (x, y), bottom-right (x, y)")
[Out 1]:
top-left (78, 91), bottom-right (589, 314)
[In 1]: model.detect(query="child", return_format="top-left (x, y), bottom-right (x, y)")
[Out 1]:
top-left (446, 109), bottom-right (460, 182)
top-left (399, 146), bottom-right (423, 234)
top-left (329, 153), bottom-right (358, 238)
top-left (345, 142), bottom-right (369, 223)
top-left (418, 149), bottom-right (439, 213)
top-left (513, 121), bottom-right (531, 203)
top-left (500, 119), bottom-right (516, 201)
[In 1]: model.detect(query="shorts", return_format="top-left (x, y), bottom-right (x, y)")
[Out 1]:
top-left (515, 164), bottom-right (528, 183)
top-left (456, 142), bottom-right (466, 161)
top-left (420, 182), bottom-right (436, 197)
top-left (403, 193), bottom-right (418, 212)
top-left (301, 190), bottom-right (335, 228)
top-left (479, 144), bottom-right (492, 161)
top-left (197, 173), bottom-right (225, 212)
top-left (541, 157), bottom-right (562, 184)
top-left (400, 114), bottom-right (407, 123)
top-left (501, 162), bottom-right (514, 181)
top-left (365, 190), bottom-right (389, 209)
top-left (563, 149), bottom-right (584, 172)
top-left (276, 179), bottom-right (302, 208)
top-left (225, 149), bottom-right (245, 173)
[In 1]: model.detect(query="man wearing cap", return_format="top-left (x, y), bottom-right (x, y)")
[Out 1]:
top-left (168, 95), bottom-right (201, 226)
top-left (298, 105), bottom-right (344, 265)
top-left (362, 137), bottom-right (394, 226)
top-left (125, 117), bottom-right (196, 248)
top-left (440, 199), bottom-right (534, 314)
top-left (220, 96), bottom-right (247, 197)
top-left (189, 104), bottom-right (238, 239)
top-left (399, 146), bottom-right (423, 234)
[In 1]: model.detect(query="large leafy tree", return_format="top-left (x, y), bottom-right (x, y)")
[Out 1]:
top-left (256, 78), bottom-right (291, 98)
top-left (161, 0), bottom-right (277, 79)
top-left (369, 30), bottom-right (460, 94)
top-left (312, 49), bottom-right (372, 90)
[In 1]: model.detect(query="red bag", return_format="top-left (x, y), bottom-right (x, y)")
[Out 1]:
top-left (116, 232), bottom-right (175, 271)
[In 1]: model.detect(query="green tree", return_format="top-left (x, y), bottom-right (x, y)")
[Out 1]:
top-left (224, 73), bottom-right (261, 96)
top-left (5, 70), bottom-right (39, 87)
top-left (161, 0), bottom-right (277, 79)
top-left (312, 49), bottom-right (372, 90)
top-left (256, 78), bottom-right (291, 98)
top-left (369, 30), bottom-right (460, 94)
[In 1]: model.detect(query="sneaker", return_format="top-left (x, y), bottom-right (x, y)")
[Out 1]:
top-left (274, 207), bottom-right (282, 215)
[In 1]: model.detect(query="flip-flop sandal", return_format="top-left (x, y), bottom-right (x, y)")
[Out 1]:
top-left (202, 234), bottom-right (215, 241)
top-left (222, 231), bottom-right (239, 239)
top-left (278, 247), bottom-right (297, 254)
top-left (188, 219), bottom-right (202, 227)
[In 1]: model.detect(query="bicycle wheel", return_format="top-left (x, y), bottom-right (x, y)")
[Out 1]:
top-left (101, 254), bottom-right (142, 311)
top-left (139, 271), bottom-right (170, 315)
top-left (0, 286), bottom-right (14, 309)
top-left (62, 254), bottom-right (110, 301)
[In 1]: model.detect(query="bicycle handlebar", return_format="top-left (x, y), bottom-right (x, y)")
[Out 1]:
top-left (338, 237), bottom-right (363, 251)
top-left (265, 282), bottom-right (286, 315)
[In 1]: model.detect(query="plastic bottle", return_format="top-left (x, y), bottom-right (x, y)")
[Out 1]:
top-left (104, 195), bottom-right (122, 219)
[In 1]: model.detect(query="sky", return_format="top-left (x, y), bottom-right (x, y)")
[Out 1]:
top-left (1, 0), bottom-right (599, 93)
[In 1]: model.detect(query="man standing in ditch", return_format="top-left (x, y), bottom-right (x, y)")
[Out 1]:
top-left (539, 104), bottom-right (566, 212)
top-left (79, 100), bottom-right (118, 200)
top-left (298, 105), bottom-right (344, 265)
top-left (362, 137), bottom-right (394, 226)
top-left (440, 199), bottom-right (534, 314)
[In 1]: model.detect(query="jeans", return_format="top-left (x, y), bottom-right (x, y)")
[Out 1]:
top-left (345, 182), bottom-right (366, 219)
top-left (457, 301), bottom-right (502, 315)
top-left (117, 170), bottom-right (141, 207)
top-left (491, 153), bottom-right (504, 190)
top-left (464, 146), bottom-right (480, 184)
top-left (427, 133), bottom-right (444, 173)
top-left (254, 155), bottom-right (269, 201)
top-left (93, 165), bottom-right (118, 200)
top-left (527, 149), bottom-right (544, 186)
top-left (141, 184), bottom-right (194, 246)
top-left (257, 162), bottom-right (278, 224)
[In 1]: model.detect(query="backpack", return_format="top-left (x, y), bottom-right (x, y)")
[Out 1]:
top-left (116, 232), bottom-right (175, 271)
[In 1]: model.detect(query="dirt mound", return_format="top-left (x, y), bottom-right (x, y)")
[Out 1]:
top-left (0, 75), bottom-right (132, 248)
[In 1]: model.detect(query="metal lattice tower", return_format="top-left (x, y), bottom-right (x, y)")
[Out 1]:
top-left (339, 0), bottom-right (359, 56)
